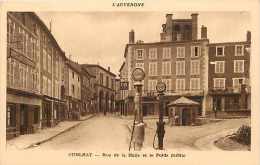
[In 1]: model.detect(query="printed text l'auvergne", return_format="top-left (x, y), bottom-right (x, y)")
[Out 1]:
top-left (112, 2), bottom-right (144, 7)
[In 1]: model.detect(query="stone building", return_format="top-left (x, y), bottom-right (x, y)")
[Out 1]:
top-left (82, 64), bottom-right (116, 115)
top-left (80, 65), bottom-right (96, 115)
top-left (207, 32), bottom-right (251, 117)
top-left (66, 59), bottom-right (82, 120)
top-left (121, 13), bottom-right (209, 117)
top-left (119, 13), bottom-right (251, 118)
top-left (6, 12), bottom-right (68, 139)
top-left (118, 62), bottom-right (130, 116)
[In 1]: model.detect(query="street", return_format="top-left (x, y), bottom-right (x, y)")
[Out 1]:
top-left (30, 115), bottom-right (130, 151)
top-left (27, 115), bottom-right (250, 151)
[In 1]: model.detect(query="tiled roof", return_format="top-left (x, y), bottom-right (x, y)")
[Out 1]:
top-left (168, 96), bottom-right (199, 106)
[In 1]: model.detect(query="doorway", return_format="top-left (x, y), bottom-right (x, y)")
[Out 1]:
top-left (20, 104), bottom-right (28, 135)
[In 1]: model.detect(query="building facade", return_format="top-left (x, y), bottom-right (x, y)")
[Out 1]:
top-left (118, 62), bottom-right (130, 116)
top-left (66, 60), bottom-right (82, 120)
top-left (208, 32), bottom-right (251, 117)
top-left (121, 13), bottom-right (209, 117)
top-left (119, 13), bottom-right (251, 118)
top-left (83, 64), bottom-right (116, 115)
top-left (6, 12), bottom-right (68, 139)
top-left (7, 12), bottom-right (41, 139)
top-left (80, 65), bottom-right (96, 115)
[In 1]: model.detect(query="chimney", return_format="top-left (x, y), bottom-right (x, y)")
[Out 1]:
top-left (129, 29), bottom-right (135, 44)
top-left (191, 13), bottom-right (198, 40)
top-left (165, 14), bottom-right (173, 31)
top-left (165, 14), bottom-right (173, 41)
top-left (201, 25), bottom-right (207, 39)
top-left (246, 31), bottom-right (251, 42)
top-left (108, 66), bottom-right (110, 72)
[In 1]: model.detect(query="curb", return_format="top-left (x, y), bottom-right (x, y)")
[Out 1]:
top-left (25, 114), bottom-right (96, 149)
top-left (193, 128), bottom-right (237, 150)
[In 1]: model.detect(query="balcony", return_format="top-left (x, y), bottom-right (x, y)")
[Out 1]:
top-left (209, 85), bottom-right (251, 95)
top-left (127, 89), bottom-right (204, 97)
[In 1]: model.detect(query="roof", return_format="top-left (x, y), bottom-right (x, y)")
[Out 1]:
top-left (119, 62), bottom-right (125, 72)
top-left (30, 12), bottom-right (67, 60)
top-left (168, 97), bottom-right (199, 107)
top-left (83, 64), bottom-right (116, 77)
top-left (81, 65), bottom-right (96, 78)
top-left (208, 41), bottom-right (250, 46)
top-left (172, 19), bottom-right (192, 22)
top-left (66, 59), bottom-right (82, 74)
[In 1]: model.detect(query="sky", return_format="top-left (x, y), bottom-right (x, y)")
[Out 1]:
top-left (36, 11), bottom-right (251, 75)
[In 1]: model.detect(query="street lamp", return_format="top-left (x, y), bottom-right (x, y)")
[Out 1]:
top-left (129, 68), bottom-right (145, 151)
top-left (155, 80), bottom-right (166, 150)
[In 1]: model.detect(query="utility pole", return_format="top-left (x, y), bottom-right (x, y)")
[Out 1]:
top-left (156, 80), bottom-right (166, 150)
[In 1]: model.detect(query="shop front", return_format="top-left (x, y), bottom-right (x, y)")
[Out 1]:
top-left (6, 90), bottom-right (41, 139)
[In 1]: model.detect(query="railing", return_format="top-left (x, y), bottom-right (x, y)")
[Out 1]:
top-left (209, 85), bottom-right (251, 94)
top-left (122, 89), bottom-right (204, 98)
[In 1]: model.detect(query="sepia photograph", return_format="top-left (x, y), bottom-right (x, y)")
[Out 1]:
top-left (0, 0), bottom-right (259, 165)
top-left (5, 11), bottom-right (251, 151)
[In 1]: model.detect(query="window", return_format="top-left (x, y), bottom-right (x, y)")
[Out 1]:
top-left (191, 46), bottom-right (201, 57)
top-left (177, 47), bottom-right (185, 58)
top-left (78, 76), bottom-right (80, 82)
top-left (72, 84), bottom-right (75, 95)
top-left (235, 45), bottom-right (244, 56)
top-left (135, 63), bottom-right (144, 70)
top-left (216, 46), bottom-right (224, 56)
top-left (7, 105), bottom-right (15, 127)
top-left (47, 54), bottom-right (51, 73)
top-left (100, 73), bottom-right (103, 85)
top-left (162, 47), bottom-right (171, 59)
top-left (7, 58), bottom-right (14, 87)
top-left (162, 79), bottom-right (171, 91)
top-left (190, 78), bottom-right (200, 90)
top-left (190, 60), bottom-right (200, 75)
top-left (106, 76), bottom-right (109, 87)
top-left (234, 60), bottom-right (244, 73)
top-left (24, 66), bottom-right (28, 89)
top-left (176, 33), bottom-right (182, 41)
top-left (148, 48), bottom-right (157, 59)
top-left (215, 61), bottom-right (225, 73)
top-left (111, 78), bottom-right (114, 89)
top-left (136, 49), bottom-right (144, 60)
top-left (149, 62), bottom-right (157, 76)
top-left (19, 64), bottom-right (24, 89)
top-left (72, 71), bottom-right (74, 79)
top-left (233, 78), bottom-right (245, 88)
top-left (176, 61), bottom-right (185, 75)
top-left (214, 78), bottom-right (226, 89)
top-left (176, 79), bottom-right (185, 91)
top-left (148, 79), bottom-right (157, 91)
top-left (162, 61), bottom-right (171, 75)
top-left (42, 49), bottom-right (46, 70)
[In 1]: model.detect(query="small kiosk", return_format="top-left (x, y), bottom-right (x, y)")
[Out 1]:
top-left (167, 97), bottom-right (200, 126)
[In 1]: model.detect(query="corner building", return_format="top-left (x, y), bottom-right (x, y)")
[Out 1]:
top-left (122, 14), bottom-right (210, 116)
top-left (6, 12), bottom-right (68, 139)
